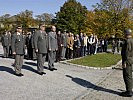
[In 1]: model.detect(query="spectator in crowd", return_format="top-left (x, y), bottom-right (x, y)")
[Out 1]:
top-left (94, 35), bottom-right (98, 54)
top-left (67, 32), bottom-right (74, 59)
top-left (73, 34), bottom-right (81, 58)
top-left (88, 34), bottom-right (95, 55)
top-left (116, 39), bottom-right (121, 53)
top-left (79, 33), bottom-right (84, 57)
top-left (56, 31), bottom-right (62, 62)
top-left (83, 33), bottom-right (88, 56)
top-left (112, 39), bottom-right (116, 54)
top-left (61, 30), bottom-right (67, 60)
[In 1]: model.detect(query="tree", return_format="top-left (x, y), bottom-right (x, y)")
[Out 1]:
top-left (92, 0), bottom-right (133, 38)
top-left (56, 0), bottom-right (88, 34)
top-left (16, 10), bottom-right (35, 30)
top-left (0, 14), bottom-right (12, 31)
top-left (36, 13), bottom-right (54, 25)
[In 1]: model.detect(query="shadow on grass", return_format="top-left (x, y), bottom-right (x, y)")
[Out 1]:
top-left (66, 75), bottom-right (120, 96)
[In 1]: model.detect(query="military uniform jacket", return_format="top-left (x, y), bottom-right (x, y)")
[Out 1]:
top-left (48, 31), bottom-right (58, 51)
top-left (121, 38), bottom-right (133, 64)
top-left (11, 33), bottom-right (25, 55)
top-left (1, 34), bottom-right (10, 47)
top-left (34, 30), bottom-right (48, 54)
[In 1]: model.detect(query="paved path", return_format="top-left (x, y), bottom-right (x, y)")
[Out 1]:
top-left (0, 44), bottom-right (132, 100)
top-left (81, 70), bottom-right (133, 100)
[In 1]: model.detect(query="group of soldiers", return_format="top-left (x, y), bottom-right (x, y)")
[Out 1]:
top-left (1, 24), bottom-right (133, 97)
top-left (1, 24), bottom-right (58, 76)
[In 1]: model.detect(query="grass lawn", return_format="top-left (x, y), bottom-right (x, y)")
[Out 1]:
top-left (69, 53), bottom-right (121, 68)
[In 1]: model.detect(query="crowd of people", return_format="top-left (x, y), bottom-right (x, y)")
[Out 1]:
top-left (0, 25), bottom-right (133, 97)
top-left (1, 26), bottom-right (123, 61)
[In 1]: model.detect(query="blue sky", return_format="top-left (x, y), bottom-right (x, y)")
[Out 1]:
top-left (0, 0), bottom-right (101, 16)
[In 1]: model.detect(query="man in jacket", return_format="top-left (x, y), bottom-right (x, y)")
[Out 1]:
top-left (1, 31), bottom-right (10, 58)
top-left (48, 26), bottom-right (58, 71)
top-left (34, 23), bottom-right (48, 75)
top-left (11, 26), bottom-right (25, 76)
top-left (120, 29), bottom-right (133, 97)
top-left (61, 30), bottom-right (67, 60)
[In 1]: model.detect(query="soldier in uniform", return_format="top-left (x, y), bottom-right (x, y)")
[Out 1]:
top-left (120, 29), bottom-right (133, 97)
top-left (1, 31), bottom-right (10, 58)
top-left (11, 26), bottom-right (25, 76)
top-left (48, 26), bottom-right (58, 71)
top-left (34, 23), bottom-right (48, 75)
top-left (26, 32), bottom-right (33, 60)
top-left (31, 30), bottom-right (37, 60)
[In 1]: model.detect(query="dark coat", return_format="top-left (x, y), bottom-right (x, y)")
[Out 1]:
top-left (11, 33), bottom-right (25, 55)
top-left (121, 38), bottom-right (133, 64)
top-left (34, 30), bottom-right (48, 54)
top-left (1, 34), bottom-right (10, 47)
top-left (48, 31), bottom-right (58, 51)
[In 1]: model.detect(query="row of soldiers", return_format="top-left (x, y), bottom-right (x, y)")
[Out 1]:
top-left (1, 24), bottom-right (58, 76)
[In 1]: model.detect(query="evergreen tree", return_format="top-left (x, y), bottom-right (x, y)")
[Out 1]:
top-left (56, 0), bottom-right (87, 34)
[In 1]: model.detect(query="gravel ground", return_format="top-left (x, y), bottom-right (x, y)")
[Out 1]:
top-left (81, 70), bottom-right (133, 100)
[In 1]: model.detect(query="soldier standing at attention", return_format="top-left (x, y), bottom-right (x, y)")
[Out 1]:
top-left (48, 26), bottom-right (58, 71)
top-left (34, 23), bottom-right (48, 75)
top-left (11, 26), bottom-right (25, 76)
top-left (120, 29), bottom-right (133, 97)
top-left (1, 31), bottom-right (10, 58)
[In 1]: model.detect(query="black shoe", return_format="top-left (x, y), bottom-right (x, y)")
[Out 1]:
top-left (38, 72), bottom-right (46, 75)
top-left (41, 72), bottom-right (46, 75)
top-left (52, 68), bottom-right (57, 70)
top-left (119, 91), bottom-right (132, 97)
top-left (19, 73), bottom-right (24, 76)
top-left (15, 73), bottom-right (24, 77)
top-left (49, 68), bottom-right (57, 71)
top-left (49, 68), bottom-right (54, 71)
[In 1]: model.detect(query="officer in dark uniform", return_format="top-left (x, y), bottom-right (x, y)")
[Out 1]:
top-left (48, 26), bottom-right (58, 71)
top-left (11, 26), bottom-right (25, 76)
top-left (1, 31), bottom-right (10, 58)
top-left (120, 29), bottom-right (133, 97)
top-left (26, 32), bottom-right (33, 60)
top-left (31, 30), bottom-right (37, 60)
top-left (34, 23), bottom-right (48, 75)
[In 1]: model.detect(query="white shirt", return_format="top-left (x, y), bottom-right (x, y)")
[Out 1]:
top-left (84, 36), bottom-right (88, 46)
top-left (88, 37), bottom-right (95, 45)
